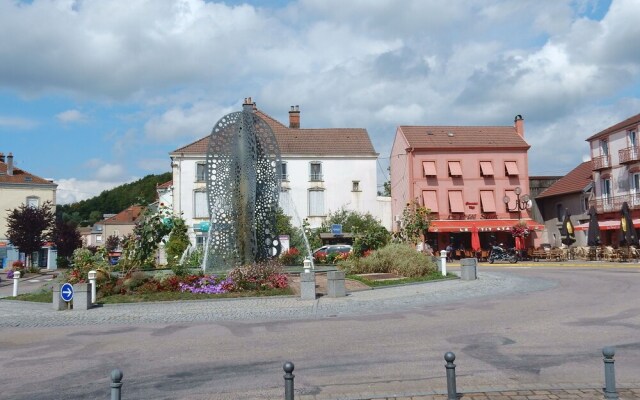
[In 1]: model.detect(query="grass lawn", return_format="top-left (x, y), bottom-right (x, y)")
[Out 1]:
top-left (347, 272), bottom-right (457, 287)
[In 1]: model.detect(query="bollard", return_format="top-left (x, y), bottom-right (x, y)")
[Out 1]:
top-left (327, 270), bottom-right (346, 297)
top-left (300, 271), bottom-right (316, 300)
top-left (110, 368), bottom-right (123, 400)
top-left (303, 258), bottom-right (311, 273)
top-left (88, 270), bottom-right (97, 304)
top-left (283, 361), bottom-right (295, 400)
top-left (444, 352), bottom-right (457, 400)
top-left (603, 347), bottom-right (618, 399)
top-left (12, 271), bottom-right (21, 297)
top-left (460, 258), bottom-right (477, 280)
top-left (440, 250), bottom-right (447, 276)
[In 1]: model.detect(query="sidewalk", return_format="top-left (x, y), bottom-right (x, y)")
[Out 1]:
top-left (340, 387), bottom-right (640, 399)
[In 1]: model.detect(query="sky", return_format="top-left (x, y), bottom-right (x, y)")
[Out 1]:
top-left (2, 0), bottom-right (640, 204)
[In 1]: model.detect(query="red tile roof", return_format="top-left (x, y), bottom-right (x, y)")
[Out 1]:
top-left (536, 161), bottom-right (593, 199)
top-left (157, 180), bottom-right (172, 189)
top-left (586, 112), bottom-right (640, 141)
top-left (398, 126), bottom-right (530, 149)
top-left (102, 205), bottom-right (145, 225)
top-left (0, 159), bottom-right (57, 186)
top-left (171, 107), bottom-right (378, 156)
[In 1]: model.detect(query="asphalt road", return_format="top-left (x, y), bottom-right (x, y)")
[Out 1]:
top-left (1, 266), bottom-right (639, 399)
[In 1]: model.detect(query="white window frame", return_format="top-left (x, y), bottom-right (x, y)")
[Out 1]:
top-left (308, 189), bottom-right (325, 216)
top-left (196, 163), bottom-right (206, 182)
top-left (629, 130), bottom-right (637, 147)
top-left (352, 180), bottom-right (360, 192)
top-left (280, 162), bottom-right (288, 181)
top-left (631, 173), bottom-right (640, 207)
top-left (600, 139), bottom-right (609, 156)
top-left (194, 190), bottom-right (208, 218)
top-left (309, 162), bottom-right (323, 182)
top-left (26, 196), bottom-right (40, 208)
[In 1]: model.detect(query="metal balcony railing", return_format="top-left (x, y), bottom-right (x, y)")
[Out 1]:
top-left (592, 154), bottom-right (611, 170)
top-left (619, 146), bottom-right (640, 164)
top-left (590, 194), bottom-right (640, 213)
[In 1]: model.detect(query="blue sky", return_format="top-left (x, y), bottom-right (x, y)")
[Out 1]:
top-left (2, 0), bottom-right (639, 204)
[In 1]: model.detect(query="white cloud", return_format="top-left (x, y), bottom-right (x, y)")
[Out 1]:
top-left (94, 163), bottom-right (126, 180)
top-left (56, 109), bottom-right (86, 123)
top-left (56, 178), bottom-right (127, 204)
top-left (144, 101), bottom-right (234, 141)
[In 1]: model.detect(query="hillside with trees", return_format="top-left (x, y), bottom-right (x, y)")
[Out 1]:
top-left (57, 172), bottom-right (172, 226)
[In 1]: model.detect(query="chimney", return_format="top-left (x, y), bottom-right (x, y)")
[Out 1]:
top-left (289, 105), bottom-right (300, 129)
top-left (7, 152), bottom-right (13, 176)
top-left (514, 115), bottom-right (524, 137)
top-left (242, 97), bottom-right (255, 112)
top-left (0, 152), bottom-right (4, 163)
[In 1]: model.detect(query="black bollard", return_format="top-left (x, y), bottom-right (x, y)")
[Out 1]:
top-left (444, 352), bottom-right (457, 400)
top-left (110, 368), bottom-right (123, 400)
top-left (283, 361), bottom-right (295, 400)
top-left (603, 347), bottom-right (618, 399)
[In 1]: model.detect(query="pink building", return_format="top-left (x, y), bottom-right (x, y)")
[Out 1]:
top-left (390, 115), bottom-right (543, 253)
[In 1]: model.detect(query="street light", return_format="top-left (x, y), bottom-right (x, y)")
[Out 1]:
top-left (503, 186), bottom-right (531, 219)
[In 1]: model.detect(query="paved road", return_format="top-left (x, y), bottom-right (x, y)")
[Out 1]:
top-left (0, 266), bottom-right (639, 399)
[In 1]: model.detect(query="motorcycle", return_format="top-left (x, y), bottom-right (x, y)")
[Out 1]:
top-left (488, 245), bottom-right (518, 264)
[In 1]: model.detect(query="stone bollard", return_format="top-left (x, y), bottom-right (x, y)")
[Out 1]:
top-left (440, 250), bottom-right (447, 276)
top-left (12, 271), bottom-right (21, 297)
top-left (327, 270), bottom-right (346, 297)
top-left (603, 347), bottom-right (618, 399)
top-left (444, 351), bottom-right (457, 400)
top-left (283, 362), bottom-right (295, 400)
top-left (73, 283), bottom-right (92, 310)
top-left (460, 258), bottom-right (477, 280)
top-left (88, 270), bottom-right (97, 304)
top-left (52, 283), bottom-right (68, 310)
top-left (110, 368), bottom-right (123, 400)
top-left (300, 271), bottom-right (316, 300)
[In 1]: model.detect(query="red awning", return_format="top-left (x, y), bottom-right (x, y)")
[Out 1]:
top-left (479, 161), bottom-right (494, 176)
top-left (575, 219), bottom-right (640, 231)
top-left (429, 219), bottom-right (544, 233)
top-left (422, 161), bottom-right (437, 177)
top-left (448, 161), bottom-right (462, 176)
top-left (448, 191), bottom-right (464, 213)
top-left (422, 190), bottom-right (439, 213)
top-left (505, 161), bottom-right (519, 176)
top-left (480, 190), bottom-right (496, 213)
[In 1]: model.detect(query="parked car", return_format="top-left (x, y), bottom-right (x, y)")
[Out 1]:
top-left (312, 244), bottom-right (353, 260)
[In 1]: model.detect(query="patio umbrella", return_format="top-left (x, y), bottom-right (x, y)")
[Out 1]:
top-left (471, 225), bottom-right (481, 252)
top-left (619, 202), bottom-right (638, 246)
top-left (586, 206), bottom-right (601, 246)
top-left (560, 208), bottom-right (576, 246)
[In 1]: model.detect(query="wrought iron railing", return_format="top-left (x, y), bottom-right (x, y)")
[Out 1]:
top-left (592, 154), bottom-right (611, 170)
top-left (590, 194), bottom-right (640, 213)
top-left (619, 146), bottom-right (640, 164)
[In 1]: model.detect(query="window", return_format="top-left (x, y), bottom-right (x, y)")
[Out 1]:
top-left (308, 189), bottom-right (325, 216)
top-left (602, 178), bottom-right (611, 197)
top-left (280, 162), bottom-right (288, 181)
top-left (422, 161), bottom-right (437, 177)
top-left (479, 190), bottom-right (496, 213)
top-left (352, 181), bottom-right (360, 192)
top-left (194, 191), bottom-right (208, 218)
top-left (504, 161), bottom-right (519, 176)
top-left (479, 161), bottom-right (494, 177)
top-left (26, 196), bottom-right (40, 208)
top-left (600, 139), bottom-right (609, 156)
top-left (196, 235), bottom-right (207, 248)
top-left (96, 235), bottom-right (103, 243)
top-left (556, 203), bottom-right (564, 221)
top-left (629, 130), bottom-right (637, 147)
top-left (196, 163), bottom-right (206, 182)
top-left (447, 161), bottom-right (462, 177)
top-left (310, 162), bottom-right (322, 181)
top-left (631, 174), bottom-right (640, 206)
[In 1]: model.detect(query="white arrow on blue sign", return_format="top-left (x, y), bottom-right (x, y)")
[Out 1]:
top-left (60, 283), bottom-right (74, 302)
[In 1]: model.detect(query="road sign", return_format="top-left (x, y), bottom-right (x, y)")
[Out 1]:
top-left (60, 283), bottom-right (74, 302)
top-left (331, 224), bottom-right (342, 235)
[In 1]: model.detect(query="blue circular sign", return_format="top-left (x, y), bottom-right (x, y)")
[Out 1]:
top-left (60, 283), bottom-right (74, 302)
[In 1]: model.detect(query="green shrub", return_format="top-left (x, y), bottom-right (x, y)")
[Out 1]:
top-left (337, 243), bottom-right (436, 278)
top-left (123, 271), bottom-right (149, 292)
top-left (226, 260), bottom-right (289, 291)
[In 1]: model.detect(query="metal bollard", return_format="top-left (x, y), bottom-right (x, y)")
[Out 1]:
top-left (603, 347), bottom-right (618, 399)
top-left (444, 352), bottom-right (457, 400)
top-left (283, 361), bottom-right (295, 400)
top-left (110, 368), bottom-right (123, 400)
top-left (12, 271), bottom-right (21, 297)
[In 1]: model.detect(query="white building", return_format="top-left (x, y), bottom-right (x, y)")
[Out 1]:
top-left (168, 98), bottom-right (385, 246)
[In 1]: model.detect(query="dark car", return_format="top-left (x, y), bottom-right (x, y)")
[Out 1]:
top-left (312, 244), bottom-right (353, 260)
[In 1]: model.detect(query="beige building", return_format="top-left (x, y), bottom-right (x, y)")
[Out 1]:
top-left (0, 152), bottom-right (57, 242)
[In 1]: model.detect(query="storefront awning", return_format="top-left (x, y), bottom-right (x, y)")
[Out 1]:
top-left (575, 219), bottom-right (640, 231)
top-left (429, 219), bottom-right (544, 233)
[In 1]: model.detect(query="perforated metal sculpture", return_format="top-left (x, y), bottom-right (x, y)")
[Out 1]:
top-left (202, 101), bottom-right (282, 271)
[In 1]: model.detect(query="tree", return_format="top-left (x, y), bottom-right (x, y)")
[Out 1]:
top-left (6, 201), bottom-right (55, 266)
top-left (319, 208), bottom-right (390, 255)
top-left (52, 219), bottom-right (82, 262)
top-left (165, 217), bottom-right (190, 267)
top-left (105, 234), bottom-right (120, 253)
top-left (399, 200), bottom-right (432, 245)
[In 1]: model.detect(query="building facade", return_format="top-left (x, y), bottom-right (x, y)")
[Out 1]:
top-left (587, 112), bottom-right (640, 244)
top-left (390, 116), bottom-right (543, 252)
top-left (168, 98), bottom-right (383, 246)
top-left (0, 152), bottom-right (58, 268)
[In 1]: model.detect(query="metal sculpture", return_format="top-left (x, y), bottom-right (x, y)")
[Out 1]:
top-left (202, 101), bottom-right (282, 271)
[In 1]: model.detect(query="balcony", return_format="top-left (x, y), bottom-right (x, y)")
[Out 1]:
top-left (590, 193), bottom-right (640, 213)
top-left (592, 154), bottom-right (611, 170)
top-left (619, 146), bottom-right (640, 164)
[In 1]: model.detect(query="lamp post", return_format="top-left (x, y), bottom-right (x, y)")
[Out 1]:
top-left (503, 186), bottom-right (531, 220)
